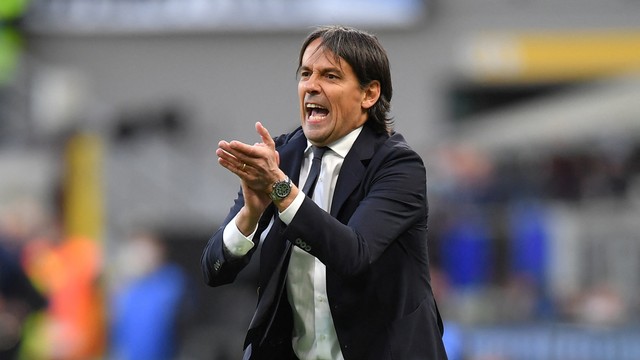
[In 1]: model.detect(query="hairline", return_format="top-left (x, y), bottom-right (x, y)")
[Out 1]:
top-left (297, 38), bottom-right (372, 91)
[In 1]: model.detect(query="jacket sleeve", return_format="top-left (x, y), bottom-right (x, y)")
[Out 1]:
top-left (282, 140), bottom-right (427, 279)
top-left (202, 184), bottom-right (280, 287)
top-left (201, 130), bottom-right (295, 287)
top-left (201, 187), bottom-right (248, 286)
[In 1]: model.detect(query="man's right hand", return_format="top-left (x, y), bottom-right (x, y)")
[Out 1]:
top-left (216, 122), bottom-right (278, 235)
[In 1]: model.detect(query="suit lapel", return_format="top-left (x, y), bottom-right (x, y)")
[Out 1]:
top-left (330, 126), bottom-right (380, 217)
top-left (276, 129), bottom-right (307, 187)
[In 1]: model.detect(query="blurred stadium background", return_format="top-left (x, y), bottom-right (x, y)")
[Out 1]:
top-left (1, 0), bottom-right (640, 359)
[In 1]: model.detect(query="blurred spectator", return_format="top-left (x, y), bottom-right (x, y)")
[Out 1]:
top-left (440, 208), bottom-right (493, 289)
top-left (109, 229), bottom-right (190, 360)
top-left (567, 283), bottom-right (627, 326)
top-left (21, 221), bottom-right (106, 359)
top-left (506, 201), bottom-right (554, 320)
top-left (0, 224), bottom-right (47, 360)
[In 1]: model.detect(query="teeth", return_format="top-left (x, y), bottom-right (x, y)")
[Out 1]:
top-left (306, 103), bottom-right (326, 109)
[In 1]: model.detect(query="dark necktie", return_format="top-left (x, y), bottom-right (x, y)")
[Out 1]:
top-left (301, 146), bottom-right (327, 197)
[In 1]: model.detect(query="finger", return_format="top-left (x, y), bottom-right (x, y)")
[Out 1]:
top-left (217, 157), bottom-right (238, 173)
top-left (218, 141), bottom-right (239, 159)
top-left (216, 146), bottom-right (240, 165)
top-left (218, 157), bottom-right (250, 178)
top-left (220, 140), bottom-right (257, 165)
top-left (255, 122), bottom-right (275, 149)
top-left (218, 143), bottom-right (255, 175)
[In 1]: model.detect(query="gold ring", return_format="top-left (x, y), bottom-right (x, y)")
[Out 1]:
top-left (242, 163), bottom-right (246, 170)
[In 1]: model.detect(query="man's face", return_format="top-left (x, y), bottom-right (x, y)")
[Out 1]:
top-left (298, 38), bottom-right (376, 147)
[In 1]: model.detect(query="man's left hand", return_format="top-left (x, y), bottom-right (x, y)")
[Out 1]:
top-left (216, 122), bottom-right (283, 194)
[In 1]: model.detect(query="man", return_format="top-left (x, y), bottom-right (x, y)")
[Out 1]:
top-left (202, 25), bottom-right (447, 360)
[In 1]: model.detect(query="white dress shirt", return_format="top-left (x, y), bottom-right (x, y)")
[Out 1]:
top-left (223, 127), bottom-right (362, 360)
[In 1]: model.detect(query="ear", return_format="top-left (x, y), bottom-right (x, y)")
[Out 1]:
top-left (361, 80), bottom-right (381, 110)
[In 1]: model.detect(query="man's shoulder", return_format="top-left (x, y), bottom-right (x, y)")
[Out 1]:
top-left (386, 130), bottom-right (411, 148)
top-left (369, 130), bottom-right (423, 167)
top-left (375, 130), bottom-right (416, 157)
top-left (273, 126), bottom-right (304, 148)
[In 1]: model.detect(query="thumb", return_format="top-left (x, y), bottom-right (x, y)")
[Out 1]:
top-left (255, 122), bottom-right (275, 149)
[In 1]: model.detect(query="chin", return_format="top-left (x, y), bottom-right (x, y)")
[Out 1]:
top-left (302, 130), bottom-right (325, 144)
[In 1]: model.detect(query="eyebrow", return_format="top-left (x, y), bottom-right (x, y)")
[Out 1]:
top-left (298, 64), bottom-right (345, 77)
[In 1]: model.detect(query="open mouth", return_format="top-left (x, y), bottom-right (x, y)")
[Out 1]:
top-left (306, 103), bottom-right (329, 120)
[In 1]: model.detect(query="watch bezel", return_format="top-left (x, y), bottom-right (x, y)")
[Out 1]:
top-left (269, 176), bottom-right (291, 201)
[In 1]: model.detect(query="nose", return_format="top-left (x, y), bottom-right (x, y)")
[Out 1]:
top-left (302, 74), bottom-right (321, 94)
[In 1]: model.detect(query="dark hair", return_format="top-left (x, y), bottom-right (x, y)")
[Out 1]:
top-left (298, 25), bottom-right (393, 134)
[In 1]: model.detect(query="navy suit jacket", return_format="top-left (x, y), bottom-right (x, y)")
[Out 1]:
top-left (202, 125), bottom-right (447, 360)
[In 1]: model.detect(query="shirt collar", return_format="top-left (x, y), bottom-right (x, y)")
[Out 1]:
top-left (305, 126), bottom-right (363, 159)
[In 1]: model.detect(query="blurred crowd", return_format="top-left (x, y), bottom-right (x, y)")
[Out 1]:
top-left (0, 196), bottom-right (193, 360)
top-left (428, 139), bottom-right (640, 357)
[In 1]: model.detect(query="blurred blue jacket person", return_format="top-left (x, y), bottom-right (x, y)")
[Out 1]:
top-left (110, 231), bottom-right (188, 360)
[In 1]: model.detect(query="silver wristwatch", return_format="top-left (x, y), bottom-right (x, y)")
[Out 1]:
top-left (269, 176), bottom-right (292, 201)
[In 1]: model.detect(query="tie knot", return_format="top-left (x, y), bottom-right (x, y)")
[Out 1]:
top-left (311, 146), bottom-right (328, 160)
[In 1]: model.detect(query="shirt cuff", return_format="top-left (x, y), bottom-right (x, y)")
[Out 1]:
top-left (279, 190), bottom-right (305, 225)
top-left (222, 214), bottom-right (257, 257)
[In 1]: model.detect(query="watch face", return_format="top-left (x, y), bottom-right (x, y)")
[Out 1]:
top-left (274, 181), bottom-right (291, 198)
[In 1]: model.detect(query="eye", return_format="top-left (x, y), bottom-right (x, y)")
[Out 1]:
top-left (298, 70), bottom-right (311, 79)
top-left (326, 73), bottom-right (339, 80)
